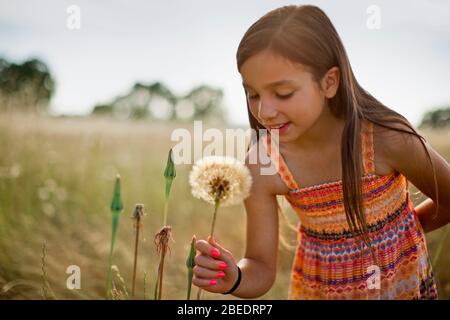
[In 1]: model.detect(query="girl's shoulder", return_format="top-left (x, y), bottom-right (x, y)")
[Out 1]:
top-left (372, 121), bottom-right (420, 173)
top-left (372, 120), bottom-right (450, 207)
top-left (371, 122), bottom-right (400, 176)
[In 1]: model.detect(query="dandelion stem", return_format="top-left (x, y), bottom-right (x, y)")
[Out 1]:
top-left (132, 219), bottom-right (140, 298)
top-left (157, 246), bottom-right (167, 300)
top-left (198, 197), bottom-right (221, 300)
top-left (131, 204), bottom-right (144, 298)
top-left (153, 274), bottom-right (159, 300)
top-left (163, 200), bottom-right (169, 227)
top-left (152, 149), bottom-right (176, 300)
top-left (210, 199), bottom-right (220, 238)
top-left (154, 225), bottom-right (173, 300)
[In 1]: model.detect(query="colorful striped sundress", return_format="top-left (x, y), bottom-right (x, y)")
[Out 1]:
top-left (261, 120), bottom-right (438, 299)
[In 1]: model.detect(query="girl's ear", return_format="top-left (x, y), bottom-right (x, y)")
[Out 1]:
top-left (320, 66), bottom-right (340, 99)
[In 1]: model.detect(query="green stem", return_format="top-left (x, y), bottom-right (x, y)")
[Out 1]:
top-left (197, 199), bottom-right (221, 301)
top-left (186, 236), bottom-right (196, 300)
top-left (157, 247), bottom-right (167, 300)
top-left (106, 211), bottom-right (120, 299)
top-left (187, 270), bottom-right (192, 300)
top-left (163, 200), bottom-right (169, 227)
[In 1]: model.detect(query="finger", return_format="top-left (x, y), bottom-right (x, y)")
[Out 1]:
top-left (193, 265), bottom-right (226, 279)
top-left (196, 239), bottom-right (222, 258)
top-left (207, 236), bottom-right (232, 256)
top-left (192, 275), bottom-right (221, 288)
top-left (194, 254), bottom-right (229, 271)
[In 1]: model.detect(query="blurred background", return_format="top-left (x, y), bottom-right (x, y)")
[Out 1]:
top-left (0, 0), bottom-right (449, 299)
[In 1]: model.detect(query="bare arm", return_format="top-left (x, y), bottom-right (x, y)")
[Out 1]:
top-left (230, 150), bottom-right (280, 298)
top-left (415, 198), bottom-right (450, 233)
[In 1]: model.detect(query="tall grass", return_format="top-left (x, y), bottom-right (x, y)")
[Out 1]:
top-left (0, 112), bottom-right (449, 299)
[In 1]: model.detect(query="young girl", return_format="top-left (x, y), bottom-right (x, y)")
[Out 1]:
top-left (192, 5), bottom-right (450, 299)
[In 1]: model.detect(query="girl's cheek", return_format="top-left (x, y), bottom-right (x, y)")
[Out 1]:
top-left (248, 103), bottom-right (260, 118)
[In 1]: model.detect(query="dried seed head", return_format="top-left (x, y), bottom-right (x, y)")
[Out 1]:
top-left (154, 225), bottom-right (174, 256)
top-left (132, 204), bottom-right (145, 220)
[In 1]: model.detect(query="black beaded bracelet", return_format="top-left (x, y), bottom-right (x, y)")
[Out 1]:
top-left (222, 265), bottom-right (242, 295)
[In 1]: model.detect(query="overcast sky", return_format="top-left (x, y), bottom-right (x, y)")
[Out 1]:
top-left (1, 0), bottom-right (449, 126)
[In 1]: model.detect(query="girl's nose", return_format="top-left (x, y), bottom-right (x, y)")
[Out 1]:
top-left (257, 100), bottom-right (278, 124)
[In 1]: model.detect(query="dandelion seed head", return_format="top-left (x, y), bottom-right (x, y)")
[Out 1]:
top-left (189, 156), bottom-right (252, 207)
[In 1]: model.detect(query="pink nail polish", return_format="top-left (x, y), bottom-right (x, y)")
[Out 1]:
top-left (217, 271), bottom-right (225, 278)
top-left (211, 248), bottom-right (220, 257)
top-left (218, 262), bottom-right (228, 270)
top-left (209, 279), bottom-right (217, 286)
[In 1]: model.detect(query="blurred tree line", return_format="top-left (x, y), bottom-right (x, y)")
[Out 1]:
top-left (419, 106), bottom-right (450, 129)
top-left (0, 56), bottom-right (226, 123)
top-left (92, 82), bottom-right (226, 123)
top-left (0, 57), bottom-right (55, 113)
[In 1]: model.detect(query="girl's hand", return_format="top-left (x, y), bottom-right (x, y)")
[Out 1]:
top-left (192, 235), bottom-right (240, 294)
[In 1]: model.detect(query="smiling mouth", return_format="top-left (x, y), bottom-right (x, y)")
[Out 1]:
top-left (268, 122), bottom-right (290, 129)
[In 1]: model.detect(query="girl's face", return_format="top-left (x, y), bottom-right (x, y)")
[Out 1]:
top-left (240, 49), bottom-right (335, 144)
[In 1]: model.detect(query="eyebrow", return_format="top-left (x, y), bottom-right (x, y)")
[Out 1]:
top-left (242, 79), bottom-right (297, 90)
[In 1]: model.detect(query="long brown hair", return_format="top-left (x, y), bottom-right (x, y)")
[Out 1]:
top-left (236, 5), bottom-right (439, 257)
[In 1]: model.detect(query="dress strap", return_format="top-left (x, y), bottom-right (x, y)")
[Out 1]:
top-left (361, 120), bottom-right (375, 175)
top-left (261, 134), bottom-right (299, 190)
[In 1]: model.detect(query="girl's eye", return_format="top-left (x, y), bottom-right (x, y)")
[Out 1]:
top-left (248, 92), bottom-right (294, 100)
top-left (276, 92), bottom-right (294, 100)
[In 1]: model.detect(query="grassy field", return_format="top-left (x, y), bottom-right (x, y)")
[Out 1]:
top-left (0, 112), bottom-right (449, 300)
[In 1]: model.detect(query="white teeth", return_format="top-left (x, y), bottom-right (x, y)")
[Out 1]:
top-left (271, 123), bottom-right (286, 129)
